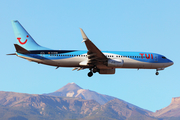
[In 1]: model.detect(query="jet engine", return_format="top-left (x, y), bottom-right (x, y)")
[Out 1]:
top-left (99, 68), bottom-right (115, 74)
top-left (107, 59), bottom-right (124, 67)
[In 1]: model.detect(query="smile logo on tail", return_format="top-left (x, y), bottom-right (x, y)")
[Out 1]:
top-left (17, 35), bottom-right (28, 45)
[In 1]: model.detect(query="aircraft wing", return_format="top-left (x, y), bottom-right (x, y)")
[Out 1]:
top-left (80, 28), bottom-right (108, 66)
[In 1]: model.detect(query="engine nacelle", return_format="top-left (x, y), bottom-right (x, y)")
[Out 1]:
top-left (99, 69), bottom-right (115, 74)
top-left (107, 59), bottom-right (124, 67)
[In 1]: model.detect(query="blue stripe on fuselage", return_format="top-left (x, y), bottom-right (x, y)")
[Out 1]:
top-left (16, 50), bottom-right (171, 63)
top-left (104, 51), bottom-right (171, 63)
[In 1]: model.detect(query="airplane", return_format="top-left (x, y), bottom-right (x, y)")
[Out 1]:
top-left (8, 20), bottom-right (174, 77)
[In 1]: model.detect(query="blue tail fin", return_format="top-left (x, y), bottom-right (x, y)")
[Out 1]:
top-left (12, 20), bottom-right (50, 50)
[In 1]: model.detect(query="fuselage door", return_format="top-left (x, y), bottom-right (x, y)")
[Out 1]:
top-left (40, 52), bottom-right (45, 59)
top-left (154, 55), bottom-right (158, 62)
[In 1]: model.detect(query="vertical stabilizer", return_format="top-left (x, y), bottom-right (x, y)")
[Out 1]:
top-left (12, 20), bottom-right (50, 50)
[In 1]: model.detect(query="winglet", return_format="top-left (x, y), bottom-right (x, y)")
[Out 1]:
top-left (80, 28), bottom-right (88, 42)
top-left (79, 28), bottom-right (107, 60)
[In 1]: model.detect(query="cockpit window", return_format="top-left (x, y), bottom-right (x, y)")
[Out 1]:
top-left (162, 56), bottom-right (167, 59)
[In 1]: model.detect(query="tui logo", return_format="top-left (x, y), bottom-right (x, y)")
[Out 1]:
top-left (139, 53), bottom-right (153, 59)
top-left (17, 35), bottom-right (28, 45)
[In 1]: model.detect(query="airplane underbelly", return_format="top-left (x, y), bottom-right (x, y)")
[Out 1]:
top-left (55, 57), bottom-right (86, 67)
top-left (122, 59), bottom-right (153, 69)
top-left (122, 59), bottom-right (166, 69)
top-left (18, 55), bottom-right (86, 67)
top-left (151, 63), bottom-right (168, 69)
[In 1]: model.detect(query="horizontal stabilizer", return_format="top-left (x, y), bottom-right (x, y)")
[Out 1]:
top-left (14, 44), bottom-right (30, 54)
top-left (6, 53), bottom-right (16, 55)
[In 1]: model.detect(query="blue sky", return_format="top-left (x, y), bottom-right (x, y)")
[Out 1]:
top-left (0, 1), bottom-right (179, 112)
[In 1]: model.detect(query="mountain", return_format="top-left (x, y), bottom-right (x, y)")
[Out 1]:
top-left (0, 91), bottom-right (157, 120)
top-left (1, 83), bottom-right (180, 120)
top-left (46, 82), bottom-right (116, 105)
top-left (45, 82), bottom-right (150, 113)
top-left (150, 97), bottom-right (180, 119)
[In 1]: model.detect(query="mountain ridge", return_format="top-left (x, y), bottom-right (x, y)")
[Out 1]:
top-left (151, 96), bottom-right (180, 118)
top-left (0, 82), bottom-right (179, 120)
top-left (45, 82), bottom-right (151, 114)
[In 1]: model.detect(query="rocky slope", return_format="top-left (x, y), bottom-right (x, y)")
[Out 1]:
top-left (151, 97), bottom-right (180, 118)
top-left (82, 99), bottom-right (157, 120)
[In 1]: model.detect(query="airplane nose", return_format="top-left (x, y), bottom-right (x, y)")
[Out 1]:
top-left (170, 62), bottom-right (174, 66)
top-left (168, 59), bottom-right (174, 66)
